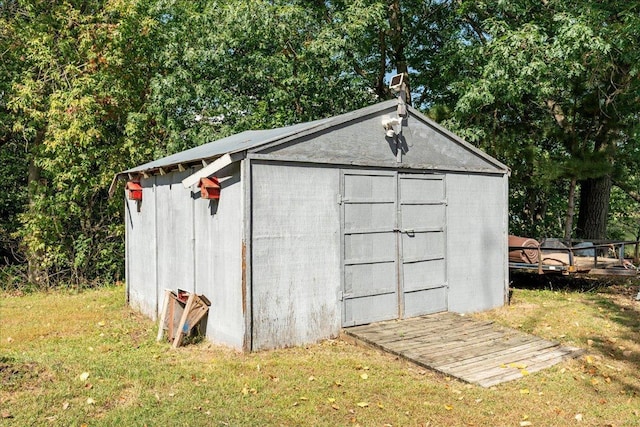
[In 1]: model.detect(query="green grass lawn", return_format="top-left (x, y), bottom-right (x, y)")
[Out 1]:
top-left (1, 278), bottom-right (639, 426)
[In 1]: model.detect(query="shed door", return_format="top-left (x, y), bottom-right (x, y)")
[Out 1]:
top-left (342, 171), bottom-right (399, 327)
top-left (398, 174), bottom-right (447, 318)
top-left (341, 171), bottom-right (447, 327)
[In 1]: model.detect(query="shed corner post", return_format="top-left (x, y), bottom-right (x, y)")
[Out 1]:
top-left (503, 172), bottom-right (510, 306)
top-left (241, 156), bottom-right (253, 352)
top-left (124, 191), bottom-right (130, 306)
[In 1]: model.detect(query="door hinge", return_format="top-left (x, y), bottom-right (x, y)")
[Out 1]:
top-left (337, 194), bottom-right (343, 205)
top-left (338, 291), bottom-right (344, 301)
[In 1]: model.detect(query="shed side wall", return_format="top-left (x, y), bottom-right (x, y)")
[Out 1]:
top-left (155, 171), bottom-right (196, 298)
top-left (126, 177), bottom-right (158, 319)
top-left (193, 165), bottom-right (245, 349)
top-left (128, 167), bottom-right (245, 350)
top-left (446, 173), bottom-right (508, 312)
top-left (251, 162), bottom-right (341, 350)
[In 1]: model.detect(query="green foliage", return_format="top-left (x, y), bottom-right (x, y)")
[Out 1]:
top-left (1, 0), bottom-right (386, 287)
top-left (0, 142), bottom-right (27, 264)
top-left (0, 2), bottom-right (27, 265)
top-left (1, 0), bottom-right (158, 286)
top-left (608, 186), bottom-right (640, 243)
top-left (1, 0), bottom-right (639, 286)
top-left (146, 0), bottom-right (383, 154)
top-left (439, 0), bottom-right (640, 239)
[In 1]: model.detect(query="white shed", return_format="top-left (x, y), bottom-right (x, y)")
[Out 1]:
top-left (112, 100), bottom-right (510, 351)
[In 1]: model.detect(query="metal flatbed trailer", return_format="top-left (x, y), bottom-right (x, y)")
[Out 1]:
top-left (508, 262), bottom-right (570, 274)
top-left (509, 240), bottom-right (639, 277)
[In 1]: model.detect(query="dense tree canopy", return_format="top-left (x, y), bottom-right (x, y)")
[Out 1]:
top-left (439, 0), bottom-right (640, 240)
top-left (1, 0), bottom-right (158, 284)
top-left (1, 0), bottom-right (638, 287)
top-left (145, 0), bottom-right (383, 153)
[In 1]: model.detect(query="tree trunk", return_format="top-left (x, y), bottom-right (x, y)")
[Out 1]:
top-left (635, 225), bottom-right (640, 264)
top-left (576, 175), bottom-right (612, 240)
top-left (375, 29), bottom-right (388, 99)
top-left (388, 0), bottom-right (411, 105)
top-left (563, 178), bottom-right (577, 243)
top-left (26, 129), bottom-right (46, 285)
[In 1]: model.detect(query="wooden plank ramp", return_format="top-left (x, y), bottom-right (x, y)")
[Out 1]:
top-left (345, 312), bottom-right (583, 388)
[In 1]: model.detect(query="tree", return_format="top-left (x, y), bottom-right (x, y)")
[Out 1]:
top-left (145, 0), bottom-right (385, 153)
top-left (0, 0), bottom-right (29, 266)
top-left (2, 0), bottom-right (159, 285)
top-left (0, 0), bottom-right (392, 286)
top-left (3, 0), bottom-right (638, 288)
top-left (438, 0), bottom-right (640, 240)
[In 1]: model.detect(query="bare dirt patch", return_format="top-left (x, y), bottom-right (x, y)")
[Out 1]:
top-left (0, 357), bottom-right (53, 392)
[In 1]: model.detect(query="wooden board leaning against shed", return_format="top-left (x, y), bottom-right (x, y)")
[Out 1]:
top-left (157, 289), bottom-right (211, 348)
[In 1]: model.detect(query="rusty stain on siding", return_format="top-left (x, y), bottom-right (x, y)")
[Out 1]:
top-left (241, 241), bottom-right (247, 314)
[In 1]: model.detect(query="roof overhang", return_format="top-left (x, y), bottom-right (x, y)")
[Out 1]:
top-left (108, 152), bottom-right (244, 197)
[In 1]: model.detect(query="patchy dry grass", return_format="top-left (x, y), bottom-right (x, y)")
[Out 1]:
top-left (1, 278), bottom-right (639, 426)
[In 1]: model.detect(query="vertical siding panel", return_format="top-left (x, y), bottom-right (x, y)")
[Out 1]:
top-left (126, 176), bottom-right (158, 319)
top-left (446, 173), bottom-right (507, 313)
top-left (502, 174), bottom-right (510, 304)
top-left (193, 165), bottom-right (245, 349)
top-left (155, 171), bottom-right (195, 313)
top-left (242, 159), bottom-right (252, 352)
top-left (251, 162), bottom-right (341, 350)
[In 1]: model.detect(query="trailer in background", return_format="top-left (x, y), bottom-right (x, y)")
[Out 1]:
top-left (508, 237), bottom-right (639, 277)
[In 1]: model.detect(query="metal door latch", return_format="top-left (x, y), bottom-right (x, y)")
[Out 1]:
top-left (394, 228), bottom-right (415, 237)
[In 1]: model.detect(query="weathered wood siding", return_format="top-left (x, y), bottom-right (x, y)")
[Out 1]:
top-left (155, 170), bottom-right (196, 296)
top-left (126, 167), bottom-right (245, 349)
top-left (193, 165), bottom-right (245, 348)
top-left (125, 176), bottom-right (158, 319)
top-left (250, 161), bottom-right (341, 350)
top-left (258, 112), bottom-right (500, 174)
top-left (446, 173), bottom-right (508, 313)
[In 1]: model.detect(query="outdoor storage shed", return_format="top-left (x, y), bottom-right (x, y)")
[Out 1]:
top-left (112, 99), bottom-right (510, 352)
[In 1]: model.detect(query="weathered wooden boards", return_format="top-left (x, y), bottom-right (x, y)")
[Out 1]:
top-left (345, 312), bottom-right (583, 387)
top-left (157, 289), bottom-right (211, 348)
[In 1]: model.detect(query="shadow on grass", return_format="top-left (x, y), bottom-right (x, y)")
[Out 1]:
top-left (586, 314), bottom-right (640, 396)
top-left (510, 271), bottom-right (640, 294)
top-left (586, 292), bottom-right (640, 369)
top-left (0, 355), bottom-right (49, 392)
top-left (510, 272), bottom-right (640, 394)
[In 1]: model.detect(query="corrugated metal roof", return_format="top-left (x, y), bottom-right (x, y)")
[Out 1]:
top-left (122, 117), bottom-right (332, 174)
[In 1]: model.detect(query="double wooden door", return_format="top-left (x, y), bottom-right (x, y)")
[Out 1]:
top-left (341, 171), bottom-right (448, 327)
